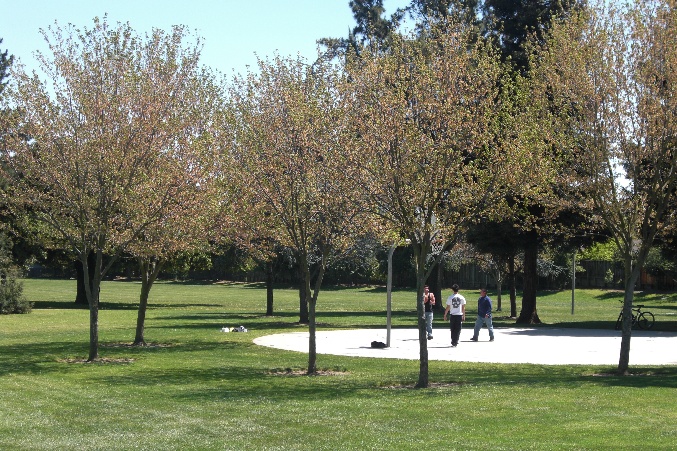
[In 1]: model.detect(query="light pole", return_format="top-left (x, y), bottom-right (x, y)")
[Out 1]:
top-left (571, 250), bottom-right (576, 315)
top-left (387, 243), bottom-right (396, 347)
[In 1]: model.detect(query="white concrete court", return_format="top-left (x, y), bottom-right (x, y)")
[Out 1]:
top-left (253, 327), bottom-right (677, 365)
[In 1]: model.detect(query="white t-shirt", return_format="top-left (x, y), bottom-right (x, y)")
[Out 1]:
top-left (446, 293), bottom-right (466, 315)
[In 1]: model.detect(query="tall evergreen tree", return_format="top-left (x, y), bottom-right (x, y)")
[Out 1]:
top-left (476, 0), bottom-right (586, 324)
top-left (0, 38), bottom-right (12, 95)
top-left (406, 0), bottom-right (481, 29)
top-left (318, 0), bottom-right (404, 58)
top-left (483, 0), bottom-right (581, 72)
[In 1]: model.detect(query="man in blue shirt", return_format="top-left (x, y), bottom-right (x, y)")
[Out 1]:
top-left (470, 288), bottom-right (494, 342)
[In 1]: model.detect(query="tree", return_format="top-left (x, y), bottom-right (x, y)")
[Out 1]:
top-left (126, 66), bottom-right (222, 346)
top-left (479, 0), bottom-right (586, 325)
top-left (347, 23), bottom-right (513, 387)
top-left (318, 0), bottom-right (404, 59)
top-left (406, 0), bottom-right (481, 32)
top-left (1, 18), bottom-right (218, 360)
top-left (467, 219), bottom-right (523, 314)
top-left (128, 189), bottom-right (217, 346)
top-left (225, 54), bottom-right (364, 374)
top-left (482, 0), bottom-right (582, 72)
top-left (0, 38), bottom-right (12, 96)
top-left (531, 0), bottom-right (677, 374)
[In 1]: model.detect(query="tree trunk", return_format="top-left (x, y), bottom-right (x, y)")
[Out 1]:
top-left (516, 233), bottom-right (541, 324)
top-left (134, 281), bottom-right (151, 346)
top-left (299, 265), bottom-right (310, 324)
top-left (134, 258), bottom-right (163, 346)
top-left (509, 255), bottom-right (517, 318)
top-left (89, 298), bottom-right (99, 361)
top-left (618, 256), bottom-right (641, 375)
top-left (305, 249), bottom-right (327, 375)
top-left (266, 261), bottom-right (274, 316)
top-left (416, 277), bottom-right (429, 388)
top-left (414, 245), bottom-right (430, 388)
top-left (75, 251), bottom-right (96, 305)
top-left (84, 251), bottom-right (102, 362)
top-left (307, 289), bottom-right (317, 375)
top-left (495, 278), bottom-right (503, 312)
top-left (428, 261), bottom-right (444, 312)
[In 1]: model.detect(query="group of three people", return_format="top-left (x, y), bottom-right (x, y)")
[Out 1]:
top-left (423, 284), bottom-right (494, 347)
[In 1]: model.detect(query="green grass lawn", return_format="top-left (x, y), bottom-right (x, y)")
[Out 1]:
top-left (1, 279), bottom-right (676, 450)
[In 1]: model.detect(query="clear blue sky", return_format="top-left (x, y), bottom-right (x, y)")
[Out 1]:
top-left (1, 0), bottom-right (409, 76)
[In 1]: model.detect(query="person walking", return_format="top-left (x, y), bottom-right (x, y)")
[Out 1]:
top-left (470, 288), bottom-right (494, 342)
top-left (443, 283), bottom-right (466, 347)
top-left (423, 285), bottom-right (436, 340)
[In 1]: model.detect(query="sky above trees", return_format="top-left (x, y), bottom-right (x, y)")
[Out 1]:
top-left (0, 0), bottom-right (409, 77)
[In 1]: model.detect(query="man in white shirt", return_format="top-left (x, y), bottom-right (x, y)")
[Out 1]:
top-left (443, 284), bottom-right (466, 347)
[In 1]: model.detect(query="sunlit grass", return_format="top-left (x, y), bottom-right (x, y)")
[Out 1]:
top-left (0, 279), bottom-right (675, 449)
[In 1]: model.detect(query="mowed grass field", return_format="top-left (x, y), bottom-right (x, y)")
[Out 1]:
top-left (1, 279), bottom-right (676, 450)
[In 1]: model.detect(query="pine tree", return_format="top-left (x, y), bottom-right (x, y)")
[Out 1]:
top-left (483, 0), bottom-right (581, 72)
top-left (476, 0), bottom-right (586, 324)
top-left (0, 38), bottom-right (12, 96)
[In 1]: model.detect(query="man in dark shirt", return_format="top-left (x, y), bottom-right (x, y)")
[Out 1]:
top-left (470, 288), bottom-right (494, 342)
top-left (423, 285), bottom-right (435, 340)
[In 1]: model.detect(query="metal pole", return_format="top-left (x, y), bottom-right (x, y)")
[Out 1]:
top-left (386, 242), bottom-right (396, 347)
top-left (571, 250), bottom-right (576, 315)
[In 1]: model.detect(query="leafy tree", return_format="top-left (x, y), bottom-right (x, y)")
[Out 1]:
top-left (531, 0), bottom-right (677, 374)
top-left (0, 38), bottom-right (12, 96)
top-left (226, 54), bottom-right (365, 374)
top-left (318, 0), bottom-right (404, 59)
top-left (347, 22), bottom-right (519, 387)
top-left (476, 0), bottom-right (586, 325)
top-left (579, 240), bottom-right (618, 262)
top-left (467, 220), bottom-right (523, 315)
top-left (1, 18), bottom-right (217, 360)
top-left (406, 0), bottom-right (481, 31)
top-left (129, 196), bottom-right (218, 346)
top-left (126, 67), bottom-right (222, 346)
top-left (482, 0), bottom-right (582, 72)
top-left (0, 39), bottom-right (31, 315)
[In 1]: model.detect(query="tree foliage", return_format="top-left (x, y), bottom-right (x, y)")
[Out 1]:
top-left (1, 17), bottom-right (218, 360)
top-left (482, 0), bottom-right (583, 71)
top-left (472, 0), bottom-right (588, 326)
top-left (318, 0), bottom-right (404, 59)
top-left (531, 0), bottom-right (677, 374)
top-left (0, 38), bottom-right (12, 96)
top-left (225, 54), bottom-right (365, 374)
top-left (346, 21), bottom-right (526, 387)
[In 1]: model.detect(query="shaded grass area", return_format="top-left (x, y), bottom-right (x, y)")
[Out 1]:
top-left (0, 279), bottom-right (676, 449)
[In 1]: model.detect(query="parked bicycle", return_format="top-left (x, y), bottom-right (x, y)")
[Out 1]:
top-left (615, 301), bottom-right (655, 330)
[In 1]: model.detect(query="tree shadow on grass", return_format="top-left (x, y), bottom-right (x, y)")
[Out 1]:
top-left (554, 318), bottom-right (677, 333)
top-left (580, 366), bottom-right (677, 388)
top-left (30, 300), bottom-right (147, 311)
top-left (0, 339), bottom-right (242, 378)
top-left (4, 339), bottom-right (677, 404)
top-left (152, 309), bottom-right (420, 332)
top-left (89, 359), bottom-right (677, 404)
top-left (30, 300), bottom-right (89, 310)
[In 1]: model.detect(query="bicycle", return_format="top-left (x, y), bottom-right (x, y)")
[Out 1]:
top-left (615, 301), bottom-right (655, 330)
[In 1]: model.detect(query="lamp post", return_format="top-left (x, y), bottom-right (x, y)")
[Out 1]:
top-left (571, 250), bottom-right (576, 315)
top-left (387, 243), bottom-right (396, 347)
